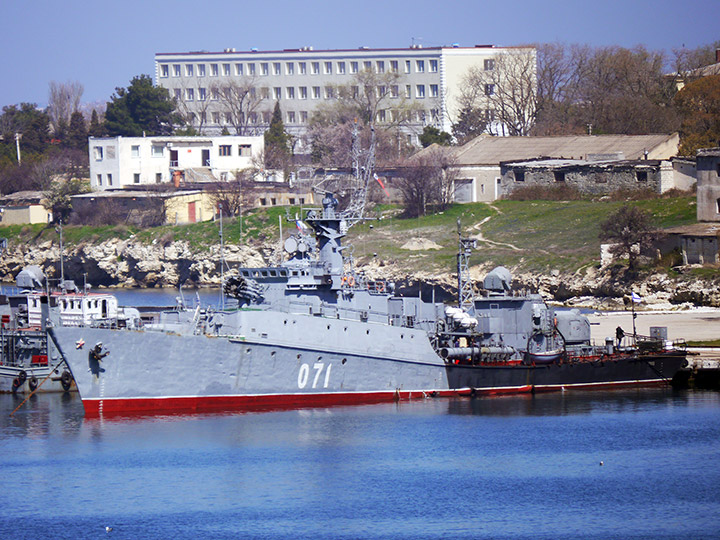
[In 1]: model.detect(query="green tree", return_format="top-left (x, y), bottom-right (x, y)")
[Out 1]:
top-left (0, 103), bottom-right (51, 161)
top-left (88, 109), bottom-right (104, 137)
top-left (674, 74), bottom-right (720, 156)
top-left (599, 205), bottom-right (657, 271)
top-left (104, 75), bottom-right (179, 136)
top-left (263, 101), bottom-right (291, 170)
top-left (66, 111), bottom-right (88, 151)
top-left (419, 126), bottom-right (452, 147)
top-left (452, 106), bottom-right (487, 145)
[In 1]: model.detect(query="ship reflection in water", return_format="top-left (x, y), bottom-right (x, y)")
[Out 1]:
top-left (2, 389), bottom-right (719, 540)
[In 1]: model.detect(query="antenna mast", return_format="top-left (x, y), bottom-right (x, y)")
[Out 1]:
top-left (456, 218), bottom-right (476, 311)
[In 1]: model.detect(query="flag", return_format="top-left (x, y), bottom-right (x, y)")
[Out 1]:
top-left (631, 292), bottom-right (642, 303)
top-left (374, 173), bottom-right (390, 197)
top-left (75, 338), bottom-right (85, 349)
top-left (296, 220), bottom-right (308, 232)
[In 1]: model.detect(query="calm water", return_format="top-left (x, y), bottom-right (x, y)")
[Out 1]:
top-left (1, 389), bottom-right (719, 540)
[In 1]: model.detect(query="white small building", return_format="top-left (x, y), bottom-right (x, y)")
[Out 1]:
top-left (89, 135), bottom-right (264, 191)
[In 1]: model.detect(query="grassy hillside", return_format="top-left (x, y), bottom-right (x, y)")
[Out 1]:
top-left (0, 196), bottom-right (698, 275)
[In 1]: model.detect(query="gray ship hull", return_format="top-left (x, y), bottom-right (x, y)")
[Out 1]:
top-left (52, 310), bottom-right (686, 417)
top-left (52, 311), bottom-right (453, 416)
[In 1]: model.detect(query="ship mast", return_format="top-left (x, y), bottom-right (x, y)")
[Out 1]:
top-left (456, 219), bottom-right (476, 312)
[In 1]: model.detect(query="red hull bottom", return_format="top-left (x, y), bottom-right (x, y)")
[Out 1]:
top-left (81, 379), bottom-right (670, 417)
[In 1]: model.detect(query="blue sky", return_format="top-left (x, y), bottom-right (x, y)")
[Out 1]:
top-left (1, 0), bottom-right (718, 109)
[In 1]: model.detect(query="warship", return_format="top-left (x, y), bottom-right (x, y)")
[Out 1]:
top-left (48, 190), bottom-right (687, 416)
top-left (47, 126), bottom-right (687, 416)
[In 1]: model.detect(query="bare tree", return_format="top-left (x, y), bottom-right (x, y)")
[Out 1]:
top-left (397, 146), bottom-right (458, 217)
top-left (48, 81), bottom-right (84, 137)
top-left (599, 205), bottom-right (658, 271)
top-left (459, 48), bottom-right (538, 136)
top-left (211, 77), bottom-right (267, 135)
top-left (206, 169), bottom-right (258, 216)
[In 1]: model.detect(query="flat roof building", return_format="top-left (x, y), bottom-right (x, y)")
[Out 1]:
top-left (155, 44), bottom-right (535, 145)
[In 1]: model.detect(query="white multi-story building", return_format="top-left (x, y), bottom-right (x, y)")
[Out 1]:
top-left (155, 45), bottom-right (535, 144)
top-left (88, 135), bottom-right (264, 191)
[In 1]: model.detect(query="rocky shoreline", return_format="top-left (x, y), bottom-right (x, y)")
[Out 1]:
top-left (0, 238), bottom-right (717, 309)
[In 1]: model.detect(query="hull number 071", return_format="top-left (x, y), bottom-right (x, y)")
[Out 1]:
top-left (298, 362), bottom-right (332, 389)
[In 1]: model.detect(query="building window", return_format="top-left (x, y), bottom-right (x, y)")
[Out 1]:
top-left (235, 63), bottom-right (242, 76)
top-left (200, 112), bottom-right (207, 124)
top-left (717, 198), bottom-right (720, 213)
top-left (430, 59), bottom-right (438, 72)
top-left (185, 88), bottom-right (194, 101)
top-left (94, 147), bottom-right (103, 160)
top-left (337, 61), bottom-right (345, 74)
top-left (405, 60), bottom-right (411, 73)
top-left (390, 60), bottom-right (399, 73)
top-left (716, 164), bottom-right (720, 176)
top-left (351, 86), bottom-right (359, 98)
top-left (107, 174), bottom-right (112, 186)
top-left (636, 171), bottom-right (648, 182)
top-left (211, 88), bottom-right (219, 100)
top-left (173, 64), bottom-right (181, 77)
top-left (219, 145), bottom-right (231, 156)
top-left (391, 85), bottom-right (399, 98)
top-left (485, 84), bottom-right (495, 96)
top-left (405, 85), bottom-right (411, 98)
top-left (248, 63), bottom-right (256, 75)
top-left (133, 173), bottom-right (140, 184)
top-left (363, 61), bottom-right (372, 71)
top-left (416, 60), bottom-right (425, 72)
top-left (553, 171), bottom-right (565, 182)
top-left (261, 63), bottom-right (269, 76)
top-left (199, 87), bottom-right (206, 101)
top-left (484, 59), bottom-right (495, 71)
top-left (376, 61), bottom-right (385, 73)
top-left (312, 86), bottom-right (320, 99)
top-left (173, 88), bottom-right (181, 100)
top-left (156, 173), bottom-right (162, 183)
top-left (97, 174), bottom-right (102, 186)
top-left (430, 84), bottom-right (439, 98)
top-left (211, 64), bottom-right (218, 76)
top-left (260, 198), bottom-right (267, 206)
top-left (299, 62), bottom-right (306, 75)
top-left (274, 87), bottom-right (281, 100)
top-left (131, 145), bottom-right (140, 157)
top-left (299, 86), bottom-right (308, 99)
top-left (261, 87), bottom-right (270, 99)
top-left (300, 111), bottom-right (308, 123)
top-left (273, 62), bottom-right (281, 75)
top-left (151, 145), bottom-right (164, 157)
top-left (514, 170), bottom-right (525, 182)
top-left (198, 64), bottom-right (206, 77)
top-left (287, 111), bottom-right (296, 123)
top-left (186, 64), bottom-right (194, 77)
top-left (262, 111), bottom-right (270, 124)
top-left (325, 86), bottom-right (334, 99)
top-left (289, 198), bottom-right (295, 205)
top-left (377, 110), bottom-right (386, 123)
top-left (161, 65), bottom-right (169, 77)
top-left (286, 87), bottom-right (295, 99)
top-left (222, 64), bottom-right (230, 76)
top-left (213, 112), bottom-right (220, 124)
top-left (324, 61), bottom-right (332, 74)
top-left (286, 62), bottom-right (294, 75)
top-left (311, 62), bottom-right (320, 74)
top-left (106, 146), bottom-right (116, 159)
top-left (271, 198), bottom-right (276, 205)
top-left (239, 144), bottom-right (252, 157)
top-left (225, 112), bottom-right (232, 124)
top-left (350, 61), bottom-right (359, 74)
